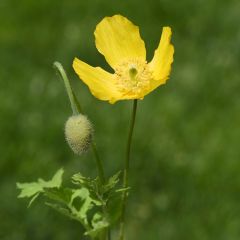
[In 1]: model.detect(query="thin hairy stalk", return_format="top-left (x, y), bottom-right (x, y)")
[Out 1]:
top-left (91, 143), bottom-right (105, 184)
top-left (119, 100), bottom-right (138, 240)
top-left (53, 62), bottom-right (82, 114)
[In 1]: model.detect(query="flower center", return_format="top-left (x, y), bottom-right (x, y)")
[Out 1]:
top-left (114, 58), bottom-right (152, 96)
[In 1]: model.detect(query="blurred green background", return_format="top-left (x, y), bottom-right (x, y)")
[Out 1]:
top-left (1, 0), bottom-right (240, 239)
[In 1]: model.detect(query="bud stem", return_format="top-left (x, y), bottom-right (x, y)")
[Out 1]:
top-left (53, 61), bottom-right (82, 115)
top-left (119, 99), bottom-right (138, 240)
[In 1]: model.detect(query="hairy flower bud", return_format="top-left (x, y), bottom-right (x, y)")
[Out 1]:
top-left (64, 114), bottom-right (93, 155)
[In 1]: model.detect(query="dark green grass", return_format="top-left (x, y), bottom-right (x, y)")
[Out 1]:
top-left (1, 0), bottom-right (240, 239)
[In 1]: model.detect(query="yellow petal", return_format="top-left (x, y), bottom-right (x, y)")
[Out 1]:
top-left (94, 15), bottom-right (146, 69)
top-left (148, 27), bottom-right (174, 87)
top-left (73, 58), bottom-right (122, 103)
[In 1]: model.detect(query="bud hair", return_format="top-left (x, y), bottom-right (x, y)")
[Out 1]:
top-left (64, 114), bottom-right (93, 155)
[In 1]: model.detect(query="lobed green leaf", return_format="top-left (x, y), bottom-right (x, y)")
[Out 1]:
top-left (16, 168), bottom-right (64, 206)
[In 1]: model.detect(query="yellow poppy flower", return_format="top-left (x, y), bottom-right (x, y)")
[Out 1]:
top-left (73, 15), bottom-right (174, 104)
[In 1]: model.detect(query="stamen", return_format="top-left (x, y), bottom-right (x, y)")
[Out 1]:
top-left (114, 58), bottom-right (152, 96)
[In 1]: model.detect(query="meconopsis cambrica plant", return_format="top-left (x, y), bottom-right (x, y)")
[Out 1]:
top-left (17, 14), bottom-right (174, 240)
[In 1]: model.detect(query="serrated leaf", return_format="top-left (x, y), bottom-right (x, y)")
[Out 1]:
top-left (45, 187), bottom-right (73, 205)
top-left (85, 212), bottom-right (109, 237)
top-left (45, 168), bottom-right (64, 188)
top-left (16, 168), bottom-right (64, 205)
top-left (16, 182), bottom-right (43, 198)
top-left (72, 173), bottom-right (99, 193)
top-left (72, 172), bottom-right (87, 185)
top-left (103, 171), bottom-right (121, 193)
top-left (92, 212), bottom-right (109, 229)
top-left (70, 188), bottom-right (101, 220)
top-left (45, 201), bottom-right (91, 230)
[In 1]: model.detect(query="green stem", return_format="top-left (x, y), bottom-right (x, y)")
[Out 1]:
top-left (119, 100), bottom-right (138, 240)
top-left (91, 142), bottom-right (105, 185)
top-left (53, 61), bottom-right (82, 114)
